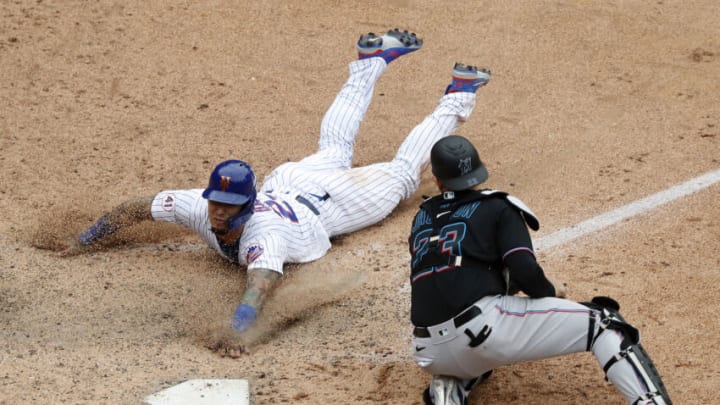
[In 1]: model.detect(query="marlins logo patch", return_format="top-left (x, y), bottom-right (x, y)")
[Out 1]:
top-left (246, 243), bottom-right (265, 264)
top-left (161, 193), bottom-right (175, 212)
top-left (458, 157), bottom-right (472, 175)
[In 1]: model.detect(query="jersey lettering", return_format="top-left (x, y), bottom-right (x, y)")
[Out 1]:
top-left (261, 194), bottom-right (299, 223)
top-left (451, 201), bottom-right (481, 219)
top-left (411, 209), bottom-right (432, 233)
top-left (439, 222), bottom-right (466, 257)
top-left (411, 222), bottom-right (467, 269)
top-left (253, 201), bottom-right (270, 212)
top-left (411, 229), bottom-right (433, 268)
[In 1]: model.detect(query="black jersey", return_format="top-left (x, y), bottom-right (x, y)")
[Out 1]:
top-left (408, 189), bottom-right (554, 326)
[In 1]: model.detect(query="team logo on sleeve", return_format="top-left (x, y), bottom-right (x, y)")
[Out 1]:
top-left (162, 194), bottom-right (175, 212)
top-left (246, 243), bottom-right (265, 264)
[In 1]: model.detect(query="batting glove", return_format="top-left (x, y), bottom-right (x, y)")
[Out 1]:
top-left (232, 303), bottom-right (257, 332)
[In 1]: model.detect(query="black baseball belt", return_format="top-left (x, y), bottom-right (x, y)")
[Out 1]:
top-left (294, 193), bottom-right (329, 216)
top-left (413, 305), bottom-right (483, 338)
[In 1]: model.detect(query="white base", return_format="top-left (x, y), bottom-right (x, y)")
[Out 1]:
top-left (144, 379), bottom-right (250, 405)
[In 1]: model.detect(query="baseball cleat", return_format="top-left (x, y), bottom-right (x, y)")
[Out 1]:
top-left (445, 63), bottom-right (491, 94)
top-left (422, 375), bottom-right (468, 405)
top-left (357, 28), bottom-right (423, 64)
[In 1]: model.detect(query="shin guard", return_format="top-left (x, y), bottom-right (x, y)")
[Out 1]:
top-left (583, 296), bottom-right (672, 405)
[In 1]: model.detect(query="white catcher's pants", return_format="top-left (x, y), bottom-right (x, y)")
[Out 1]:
top-left (412, 295), bottom-right (661, 404)
top-left (261, 57), bottom-right (476, 237)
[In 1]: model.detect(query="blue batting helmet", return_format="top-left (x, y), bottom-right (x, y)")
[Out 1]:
top-left (202, 159), bottom-right (257, 231)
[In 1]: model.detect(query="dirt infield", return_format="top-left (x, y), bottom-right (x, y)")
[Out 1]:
top-left (2, 1), bottom-right (719, 404)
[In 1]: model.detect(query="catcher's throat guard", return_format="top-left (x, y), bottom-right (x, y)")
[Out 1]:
top-left (479, 189), bottom-right (539, 231)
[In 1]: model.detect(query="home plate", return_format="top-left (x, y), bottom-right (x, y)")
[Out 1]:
top-left (144, 379), bottom-right (250, 405)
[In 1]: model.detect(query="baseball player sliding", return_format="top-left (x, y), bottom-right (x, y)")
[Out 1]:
top-left (409, 135), bottom-right (672, 404)
top-left (63, 28), bottom-right (492, 357)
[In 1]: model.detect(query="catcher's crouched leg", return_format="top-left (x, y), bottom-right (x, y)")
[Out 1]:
top-left (582, 296), bottom-right (672, 405)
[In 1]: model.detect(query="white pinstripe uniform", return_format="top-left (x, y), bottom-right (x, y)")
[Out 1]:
top-left (150, 57), bottom-right (477, 274)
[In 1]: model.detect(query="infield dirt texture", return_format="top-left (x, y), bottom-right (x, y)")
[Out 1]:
top-left (2, 1), bottom-right (719, 404)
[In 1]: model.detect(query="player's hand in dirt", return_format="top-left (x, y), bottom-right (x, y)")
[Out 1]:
top-left (220, 345), bottom-right (247, 359)
top-left (204, 326), bottom-right (249, 359)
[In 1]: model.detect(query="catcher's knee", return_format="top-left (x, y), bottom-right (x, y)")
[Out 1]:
top-left (582, 296), bottom-right (672, 405)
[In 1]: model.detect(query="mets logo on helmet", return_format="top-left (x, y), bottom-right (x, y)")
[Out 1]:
top-left (220, 176), bottom-right (231, 191)
top-left (458, 157), bottom-right (472, 175)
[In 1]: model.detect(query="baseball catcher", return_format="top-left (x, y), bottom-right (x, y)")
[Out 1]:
top-left (408, 135), bottom-right (672, 404)
top-left (63, 28), bottom-right (491, 357)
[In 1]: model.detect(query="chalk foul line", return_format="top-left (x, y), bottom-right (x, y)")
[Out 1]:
top-left (535, 168), bottom-right (720, 252)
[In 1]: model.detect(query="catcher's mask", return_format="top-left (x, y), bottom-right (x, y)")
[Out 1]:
top-left (202, 159), bottom-right (257, 233)
top-left (430, 135), bottom-right (488, 191)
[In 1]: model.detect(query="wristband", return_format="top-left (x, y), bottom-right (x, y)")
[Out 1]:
top-left (79, 213), bottom-right (118, 245)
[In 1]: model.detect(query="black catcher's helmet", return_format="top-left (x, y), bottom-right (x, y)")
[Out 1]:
top-left (430, 135), bottom-right (488, 191)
